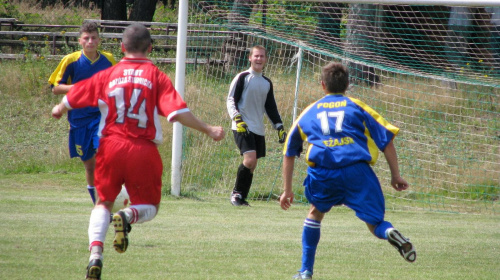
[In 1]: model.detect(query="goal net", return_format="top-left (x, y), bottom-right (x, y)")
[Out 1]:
top-left (163, 0), bottom-right (499, 214)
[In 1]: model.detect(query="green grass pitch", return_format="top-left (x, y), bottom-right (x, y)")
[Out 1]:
top-left (1, 173), bottom-right (499, 280)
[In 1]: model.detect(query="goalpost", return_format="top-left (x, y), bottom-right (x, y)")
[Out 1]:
top-left (171, 0), bottom-right (189, 197)
top-left (170, 0), bottom-right (499, 214)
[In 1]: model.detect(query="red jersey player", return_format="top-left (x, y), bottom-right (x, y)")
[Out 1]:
top-left (51, 23), bottom-right (225, 280)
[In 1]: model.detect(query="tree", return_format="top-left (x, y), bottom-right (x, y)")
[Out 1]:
top-left (161, 0), bottom-right (176, 9)
top-left (129, 0), bottom-right (158, 22)
top-left (315, 2), bottom-right (346, 45)
top-left (101, 0), bottom-right (127, 21)
top-left (100, 0), bottom-right (159, 22)
top-left (100, 0), bottom-right (127, 32)
top-left (345, 4), bottom-right (380, 87)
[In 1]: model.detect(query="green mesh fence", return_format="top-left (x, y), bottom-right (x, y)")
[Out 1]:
top-left (2, 1), bottom-right (497, 214)
top-left (173, 1), bottom-right (499, 214)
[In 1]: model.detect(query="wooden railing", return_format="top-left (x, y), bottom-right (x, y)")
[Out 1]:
top-left (0, 18), bottom-right (230, 65)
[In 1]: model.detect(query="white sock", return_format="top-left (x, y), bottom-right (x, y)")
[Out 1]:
top-left (88, 207), bottom-right (111, 246)
top-left (123, 205), bottom-right (157, 224)
top-left (385, 227), bottom-right (395, 237)
top-left (89, 245), bottom-right (103, 262)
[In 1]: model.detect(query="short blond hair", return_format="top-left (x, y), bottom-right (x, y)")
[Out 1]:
top-left (249, 45), bottom-right (267, 57)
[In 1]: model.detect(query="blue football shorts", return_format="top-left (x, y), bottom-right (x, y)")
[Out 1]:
top-left (303, 161), bottom-right (386, 226)
top-left (68, 120), bottom-right (100, 161)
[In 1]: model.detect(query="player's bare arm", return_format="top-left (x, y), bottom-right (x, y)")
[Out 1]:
top-left (172, 111), bottom-right (225, 141)
top-left (51, 102), bottom-right (69, 119)
top-left (52, 84), bottom-right (73, 95)
top-left (280, 155), bottom-right (296, 210)
top-left (383, 141), bottom-right (409, 191)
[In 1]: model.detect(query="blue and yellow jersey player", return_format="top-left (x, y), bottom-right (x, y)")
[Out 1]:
top-left (279, 62), bottom-right (416, 280)
top-left (48, 21), bottom-right (116, 205)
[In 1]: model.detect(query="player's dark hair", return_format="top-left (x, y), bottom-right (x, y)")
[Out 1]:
top-left (321, 62), bottom-right (349, 94)
top-left (122, 23), bottom-right (151, 53)
top-left (250, 45), bottom-right (267, 57)
top-left (80, 21), bottom-right (99, 35)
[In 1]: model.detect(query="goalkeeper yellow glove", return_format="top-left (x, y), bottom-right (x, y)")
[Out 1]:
top-left (277, 125), bottom-right (287, 143)
top-left (234, 114), bottom-right (249, 137)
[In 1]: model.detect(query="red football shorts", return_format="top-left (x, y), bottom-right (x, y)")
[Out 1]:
top-left (94, 136), bottom-right (163, 205)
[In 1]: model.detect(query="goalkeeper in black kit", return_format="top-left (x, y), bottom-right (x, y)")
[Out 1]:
top-left (227, 45), bottom-right (287, 206)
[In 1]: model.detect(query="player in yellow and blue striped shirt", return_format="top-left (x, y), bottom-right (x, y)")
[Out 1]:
top-left (48, 21), bottom-right (116, 205)
top-left (279, 62), bottom-right (416, 280)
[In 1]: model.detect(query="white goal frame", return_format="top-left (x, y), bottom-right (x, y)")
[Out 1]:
top-left (171, 0), bottom-right (500, 196)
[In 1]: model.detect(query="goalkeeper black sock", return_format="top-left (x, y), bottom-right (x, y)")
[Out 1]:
top-left (241, 171), bottom-right (253, 200)
top-left (233, 163), bottom-right (252, 197)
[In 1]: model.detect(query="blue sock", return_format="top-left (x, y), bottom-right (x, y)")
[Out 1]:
top-left (87, 185), bottom-right (96, 205)
top-left (374, 221), bottom-right (393, 239)
top-left (300, 218), bottom-right (321, 274)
